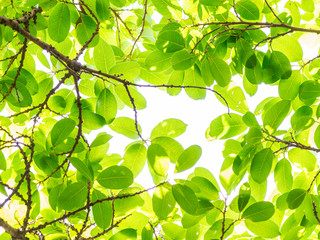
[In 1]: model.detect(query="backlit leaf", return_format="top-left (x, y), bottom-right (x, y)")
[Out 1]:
top-left (207, 113), bottom-right (247, 140)
top-left (109, 117), bottom-right (142, 139)
top-left (236, 0), bottom-right (260, 20)
top-left (122, 143), bottom-right (147, 178)
top-left (151, 118), bottom-right (187, 139)
top-left (242, 201), bottom-right (275, 222)
top-left (209, 58), bottom-right (231, 87)
top-left (250, 148), bottom-right (274, 184)
top-left (172, 184), bottom-right (198, 215)
top-left (286, 189), bottom-right (307, 209)
top-left (156, 30), bottom-right (185, 53)
top-left (96, 88), bottom-right (117, 124)
top-left (175, 145), bottom-right (202, 173)
top-left (97, 165), bottom-right (133, 189)
top-left (48, 3), bottom-right (70, 43)
top-left (50, 118), bottom-right (76, 146)
top-left (58, 182), bottom-right (87, 211)
top-left (147, 144), bottom-right (170, 176)
top-left (92, 190), bottom-right (112, 229)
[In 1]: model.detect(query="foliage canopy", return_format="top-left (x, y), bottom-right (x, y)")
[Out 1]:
top-left (1, 0), bottom-right (320, 239)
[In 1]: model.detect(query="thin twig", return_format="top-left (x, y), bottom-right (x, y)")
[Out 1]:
top-left (126, 0), bottom-right (148, 59)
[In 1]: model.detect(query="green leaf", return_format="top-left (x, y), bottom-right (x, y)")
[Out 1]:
top-left (175, 145), bottom-right (202, 173)
top-left (49, 184), bottom-right (64, 210)
top-left (58, 182), bottom-right (87, 211)
top-left (109, 117), bottom-right (142, 139)
top-left (92, 190), bottom-right (112, 229)
top-left (93, 39), bottom-right (115, 73)
top-left (156, 30), bottom-right (185, 53)
top-left (96, 88), bottom-right (117, 124)
top-left (48, 3), bottom-right (70, 43)
top-left (96, 0), bottom-right (110, 21)
top-left (299, 80), bottom-right (320, 101)
top-left (272, 35), bottom-right (303, 62)
top-left (0, 151), bottom-right (6, 170)
top-left (97, 165), bottom-right (133, 189)
top-left (114, 85), bottom-right (146, 110)
top-left (236, 0), bottom-right (260, 20)
top-left (269, 51), bottom-right (292, 79)
top-left (122, 143), bottom-right (147, 178)
top-left (151, 0), bottom-right (173, 18)
top-left (76, 14), bottom-right (98, 46)
top-left (109, 62), bottom-right (141, 81)
top-left (243, 75), bottom-right (258, 96)
top-left (242, 201), bottom-right (275, 222)
top-left (82, 110), bottom-right (106, 130)
top-left (209, 58), bottom-right (231, 87)
top-left (171, 50), bottom-right (196, 70)
top-left (238, 182), bottom-right (251, 212)
top-left (245, 62), bottom-right (263, 84)
top-left (167, 71), bottom-right (184, 96)
top-left (214, 84), bottom-right (249, 114)
top-left (236, 38), bottom-right (254, 66)
top-left (242, 111), bottom-right (259, 128)
top-left (191, 176), bottom-right (219, 201)
top-left (274, 159), bottom-right (293, 193)
top-left (110, 0), bottom-right (126, 8)
top-left (145, 50), bottom-right (173, 72)
top-left (36, 155), bottom-right (61, 178)
top-left (288, 148), bottom-right (317, 172)
top-left (204, 218), bottom-right (234, 239)
top-left (152, 137), bottom-right (184, 163)
top-left (291, 106), bottom-right (314, 132)
top-left (162, 223), bottom-right (186, 240)
top-left (262, 100), bottom-right (291, 134)
top-left (245, 220), bottom-right (280, 238)
top-left (147, 144), bottom-right (170, 176)
top-left (286, 189), bottom-right (307, 209)
top-left (109, 228), bottom-right (137, 240)
top-left (172, 184), bottom-right (198, 215)
top-left (314, 125), bottom-right (320, 149)
top-left (50, 118), bottom-right (76, 146)
top-left (153, 184), bottom-right (176, 219)
top-left (207, 113), bottom-right (248, 140)
top-left (279, 70), bottom-right (302, 100)
top-left (0, 81), bottom-right (32, 108)
top-left (184, 67), bottom-right (206, 100)
top-left (201, 58), bottom-right (215, 86)
top-left (114, 187), bottom-right (145, 215)
top-left (250, 148), bottom-right (274, 184)
top-left (151, 118), bottom-right (187, 139)
top-left (200, 0), bottom-right (222, 6)
top-left (69, 157), bottom-right (93, 181)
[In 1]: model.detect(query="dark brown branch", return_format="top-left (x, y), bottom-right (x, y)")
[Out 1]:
top-left (308, 170), bottom-right (320, 192)
top-left (123, 84), bottom-right (145, 141)
top-left (264, 132), bottom-right (320, 153)
top-left (0, 217), bottom-right (28, 240)
top-left (0, 15), bottom-right (82, 71)
top-left (312, 201), bottom-right (320, 224)
top-left (15, 7), bottom-right (42, 24)
top-left (264, 0), bottom-right (283, 24)
top-left (254, 30), bottom-right (293, 49)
